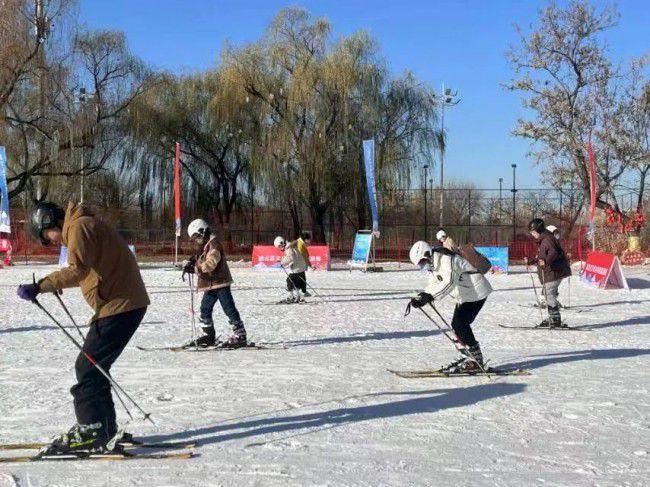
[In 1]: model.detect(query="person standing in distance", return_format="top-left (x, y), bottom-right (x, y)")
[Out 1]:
top-left (16, 202), bottom-right (149, 454)
top-left (528, 218), bottom-right (571, 328)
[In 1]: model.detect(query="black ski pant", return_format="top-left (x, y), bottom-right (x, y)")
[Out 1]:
top-left (71, 307), bottom-right (146, 438)
top-left (286, 271), bottom-right (307, 293)
top-left (450, 298), bottom-right (486, 347)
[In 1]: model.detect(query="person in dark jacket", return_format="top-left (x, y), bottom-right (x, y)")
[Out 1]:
top-left (182, 218), bottom-right (247, 348)
top-left (528, 218), bottom-right (571, 328)
top-left (17, 202), bottom-right (150, 454)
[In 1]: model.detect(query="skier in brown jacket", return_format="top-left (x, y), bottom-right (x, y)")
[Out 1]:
top-left (17, 202), bottom-right (149, 453)
top-left (181, 219), bottom-right (247, 348)
top-left (528, 218), bottom-right (571, 328)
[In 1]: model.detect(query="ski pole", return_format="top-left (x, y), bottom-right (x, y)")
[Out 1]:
top-left (526, 260), bottom-right (544, 322)
top-left (296, 271), bottom-right (328, 303)
top-left (52, 291), bottom-right (85, 341)
top-left (31, 296), bottom-right (155, 425)
top-left (188, 274), bottom-right (198, 350)
top-left (540, 267), bottom-right (551, 324)
top-left (426, 303), bottom-right (492, 377)
top-left (52, 291), bottom-right (134, 422)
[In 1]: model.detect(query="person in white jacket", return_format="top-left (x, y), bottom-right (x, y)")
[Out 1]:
top-left (274, 236), bottom-right (308, 303)
top-left (408, 241), bottom-right (492, 373)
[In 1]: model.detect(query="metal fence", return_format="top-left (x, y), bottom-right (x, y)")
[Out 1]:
top-left (3, 186), bottom-right (648, 262)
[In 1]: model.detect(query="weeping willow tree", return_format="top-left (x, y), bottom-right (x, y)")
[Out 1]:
top-left (223, 8), bottom-right (440, 241)
top-left (128, 70), bottom-right (259, 241)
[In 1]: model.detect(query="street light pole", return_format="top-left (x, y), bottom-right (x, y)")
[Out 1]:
top-left (498, 177), bottom-right (503, 223)
top-left (423, 164), bottom-right (429, 240)
top-left (434, 83), bottom-right (460, 228)
top-left (511, 164), bottom-right (517, 243)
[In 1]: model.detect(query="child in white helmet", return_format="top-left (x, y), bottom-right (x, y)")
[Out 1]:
top-left (274, 236), bottom-right (308, 303)
top-left (408, 240), bottom-right (492, 373)
top-left (182, 219), bottom-right (247, 348)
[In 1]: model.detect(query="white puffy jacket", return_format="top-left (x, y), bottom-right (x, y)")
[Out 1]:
top-left (424, 251), bottom-right (492, 304)
top-left (281, 245), bottom-right (307, 274)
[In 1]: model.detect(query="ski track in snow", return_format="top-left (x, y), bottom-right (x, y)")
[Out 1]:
top-left (1, 262), bottom-right (649, 486)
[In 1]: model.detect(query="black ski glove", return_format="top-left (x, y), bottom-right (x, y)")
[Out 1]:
top-left (181, 257), bottom-right (197, 281)
top-left (410, 292), bottom-right (433, 309)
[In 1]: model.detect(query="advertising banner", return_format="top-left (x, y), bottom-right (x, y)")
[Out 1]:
top-left (348, 232), bottom-right (373, 270)
top-left (252, 245), bottom-right (330, 270)
top-left (362, 139), bottom-right (379, 236)
top-left (475, 246), bottom-right (509, 274)
top-left (582, 251), bottom-right (628, 290)
top-left (173, 142), bottom-right (181, 237)
top-left (0, 146), bottom-right (11, 233)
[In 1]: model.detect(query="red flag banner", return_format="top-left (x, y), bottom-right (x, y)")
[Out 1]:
top-left (587, 140), bottom-right (597, 220)
top-left (174, 142), bottom-right (181, 237)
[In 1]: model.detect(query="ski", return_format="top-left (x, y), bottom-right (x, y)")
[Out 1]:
top-left (256, 299), bottom-right (318, 306)
top-left (498, 324), bottom-right (589, 331)
top-left (0, 451), bottom-right (195, 463)
top-left (518, 304), bottom-right (590, 313)
top-left (0, 440), bottom-right (195, 451)
top-left (388, 368), bottom-right (531, 378)
top-left (136, 342), bottom-right (285, 352)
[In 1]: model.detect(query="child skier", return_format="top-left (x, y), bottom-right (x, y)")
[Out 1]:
top-left (528, 218), bottom-right (571, 328)
top-left (408, 240), bottom-right (492, 373)
top-left (274, 236), bottom-right (308, 303)
top-left (182, 219), bottom-right (247, 347)
top-left (294, 231), bottom-right (313, 296)
top-left (17, 202), bottom-right (150, 454)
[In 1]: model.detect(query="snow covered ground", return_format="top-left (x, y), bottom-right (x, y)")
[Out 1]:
top-left (1, 261), bottom-right (649, 486)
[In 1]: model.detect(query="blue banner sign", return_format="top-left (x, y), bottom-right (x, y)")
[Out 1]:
top-left (362, 139), bottom-right (379, 235)
top-left (0, 146), bottom-right (10, 233)
top-left (351, 232), bottom-right (373, 265)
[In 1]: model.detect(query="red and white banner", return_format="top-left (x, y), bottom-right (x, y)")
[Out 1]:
top-left (582, 251), bottom-right (628, 290)
top-left (173, 142), bottom-right (182, 237)
top-left (252, 245), bottom-right (331, 270)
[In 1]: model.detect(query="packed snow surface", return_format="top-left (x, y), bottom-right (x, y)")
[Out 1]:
top-left (1, 262), bottom-right (649, 486)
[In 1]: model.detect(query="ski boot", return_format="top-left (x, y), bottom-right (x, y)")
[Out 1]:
top-left (547, 306), bottom-right (567, 329)
top-left (39, 423), bottom-right (118, 456)
top-left (217, 324), bottom-right (247, 349)
top-left (183, 323), bottom-right (217, 348)
top-left (440, 343), bottom-right (485, 374)
top-left (303, 291), bottom-right (312, 298)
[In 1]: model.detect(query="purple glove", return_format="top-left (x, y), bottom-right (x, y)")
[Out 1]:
top-left (17, 283), bottom-right (40, 301)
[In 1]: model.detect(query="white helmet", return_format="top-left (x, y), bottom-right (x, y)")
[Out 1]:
top-left (546, 225), bottom-right (558, 233)
top-left (409, 241), bottom-right (432, 266)
top-left (273, 236), bottom-right (286, 249)
top-left (188, 219), bottom-right (209, 238)
top-left (436, 230), bottom-right (447, 241)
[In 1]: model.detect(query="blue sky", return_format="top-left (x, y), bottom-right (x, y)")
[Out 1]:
top-left (78, 0), bottom-right (649, 189)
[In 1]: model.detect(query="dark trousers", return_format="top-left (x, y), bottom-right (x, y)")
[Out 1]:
top-left (286, 271), bottom-right (306, 293)
top-left (71, 307), bottom-right (146, 437)
top-left (450, 298), bottom-right (486, 347)
top-left (199, 286), bottom-right (242, 330)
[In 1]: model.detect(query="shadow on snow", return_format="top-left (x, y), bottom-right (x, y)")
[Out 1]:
top-left (142, 383), bottom-right (526, 447)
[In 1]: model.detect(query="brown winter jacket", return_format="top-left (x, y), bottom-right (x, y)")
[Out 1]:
top-left (38, 203), bottom-right (150, 321)
top-left (195, 236), bottom-right (233, 291)
top-left (536, 230), bottom-right (572, 283)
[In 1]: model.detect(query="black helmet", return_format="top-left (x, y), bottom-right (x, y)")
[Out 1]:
top-left (29, 202), bottom-right (65, 245)
top-left (528, 218), bottom-right (545, 233)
